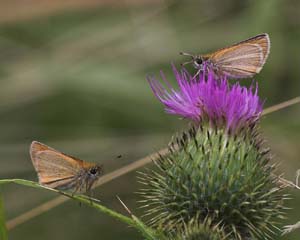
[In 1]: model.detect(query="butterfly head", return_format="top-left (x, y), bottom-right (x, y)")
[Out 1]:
top-left (88, 165), bottom-right (103, 180)
top-left (180, 52), bottom-right (207, 70)
top-left (193, 57), bottom-right (205, 69)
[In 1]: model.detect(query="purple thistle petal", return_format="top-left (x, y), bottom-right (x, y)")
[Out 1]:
top-left (148, 65), bottom-right (263, 132)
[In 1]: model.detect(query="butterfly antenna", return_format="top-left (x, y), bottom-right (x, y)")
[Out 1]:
top-left (180, 52), bottom-right (196, 67)
top-left (179, 51), bottom-right (194, 58)
top-left (180, 60), bottom-right (194, 66)
top-left (116, 195), bottom-right (132, 216)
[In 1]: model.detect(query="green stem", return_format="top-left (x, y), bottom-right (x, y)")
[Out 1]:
top-left (0, 190), bottom-right (8, 240)
top-left (0, 179), bottom-right (158, 240)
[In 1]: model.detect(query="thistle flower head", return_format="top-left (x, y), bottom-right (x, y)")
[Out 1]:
top-left (138, 126), bottom-right (288, 239)
top-left (148, 65), bottom-right (263, 133)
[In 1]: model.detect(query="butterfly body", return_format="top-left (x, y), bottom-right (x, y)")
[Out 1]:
top-left (30, 141), bottom-right (103, 193)
top-left (181, 33), bottom-right (270, 78)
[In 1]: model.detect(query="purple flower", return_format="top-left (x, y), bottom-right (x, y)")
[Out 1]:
top-left (148, 65), bottom-right (263, 132)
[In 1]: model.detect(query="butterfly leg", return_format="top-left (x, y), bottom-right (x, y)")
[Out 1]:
top-left (193, 68), bottom-right (202, 79)
top-left (85, 181), bottom-right (95, 205)
top-left (70, 181), bottom-right (83, 207)
top-left (71, 181), bottom-right (81, 196)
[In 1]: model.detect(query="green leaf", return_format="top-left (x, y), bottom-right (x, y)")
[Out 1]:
top-left (0, 190), bottom-right (8, 240)
top-left (0, 179), bottom-right (159, 240)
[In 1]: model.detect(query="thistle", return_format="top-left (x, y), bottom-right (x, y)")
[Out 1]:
top-left (139, 65), bottom-right (288, 239)
top-left (148, 64), bottom-right (262, 134)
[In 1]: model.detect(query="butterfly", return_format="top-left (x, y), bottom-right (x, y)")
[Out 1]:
top-left (30, 141), bottom-right (103, 194)
top-left (180, 33), bottom-right (270, 78)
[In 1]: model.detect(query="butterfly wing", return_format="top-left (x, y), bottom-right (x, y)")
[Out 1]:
top-left (209, 33), bottom-right (270, 78)
top-left (30, 141), bottom-right (83, 189)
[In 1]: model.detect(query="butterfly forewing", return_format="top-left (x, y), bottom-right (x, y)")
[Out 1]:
top-left (30, 141), bottom-right (84, 188)
top-left (208, 33), bottom-right (270, 78)
top-left (237, 33), bottom-right (270, 61)
top-left (210, 44), bottom-right (264, 77)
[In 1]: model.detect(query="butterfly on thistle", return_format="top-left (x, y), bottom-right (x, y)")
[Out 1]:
top-left (180, 33), bottom-right (270, 78)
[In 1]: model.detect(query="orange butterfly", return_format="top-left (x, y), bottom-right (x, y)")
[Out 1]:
top-left (180, 33), bottom-right (270, 78)
top-left (30, 141), bottom-right (103, 194)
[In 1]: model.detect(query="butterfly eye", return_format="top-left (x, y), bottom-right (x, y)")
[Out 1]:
top-left (195, 58), bottom-right (203, 65)
top-left (89, 167), bottom-right (98, 175)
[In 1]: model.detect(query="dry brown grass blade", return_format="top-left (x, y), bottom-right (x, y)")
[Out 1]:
top-left (6, 196), bottom-right (67, 230)
top-left (262, 96), bottom-right (300, 116)
top-left (6, 96), bottom-right (300, 230)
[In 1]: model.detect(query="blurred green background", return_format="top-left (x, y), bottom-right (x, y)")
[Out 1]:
top-left (0, 0), bottom-right (299, 239)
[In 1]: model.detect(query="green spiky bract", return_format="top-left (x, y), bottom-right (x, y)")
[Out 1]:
top-left (171, 216), bottom-right (228, 240)
top-left (139, 125), bottom-right (288, 239)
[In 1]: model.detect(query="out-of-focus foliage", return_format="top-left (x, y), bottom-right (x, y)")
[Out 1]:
top-left (0, 0), bottom-right (299, 239)
top-left (0, 191), bottom-right (8, 240)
